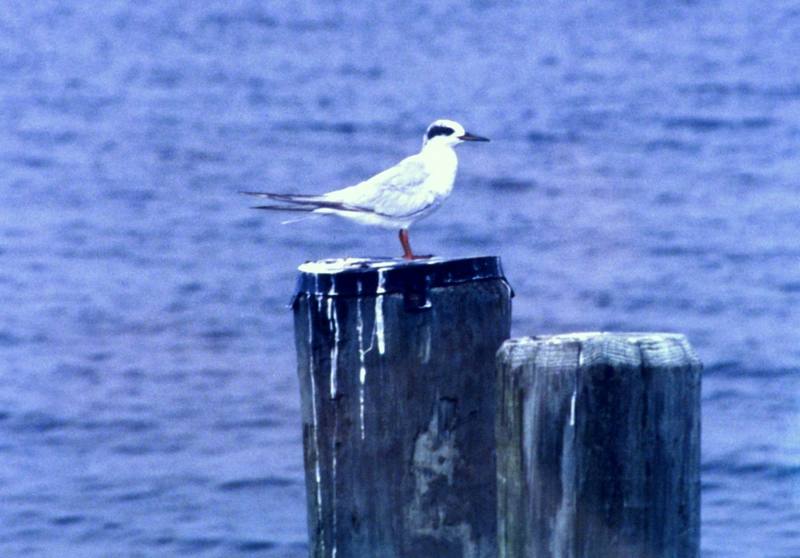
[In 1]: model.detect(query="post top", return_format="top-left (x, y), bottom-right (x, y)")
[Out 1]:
top-left (514, 332), bottom-right (689, 345)
top-left (499, 332), bottom-right (702, 370)
top-left (294, 256), bottom-right (508, 299)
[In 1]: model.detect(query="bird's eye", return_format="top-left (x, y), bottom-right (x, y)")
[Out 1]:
top-left (427, 125), bottom-right (455, 139)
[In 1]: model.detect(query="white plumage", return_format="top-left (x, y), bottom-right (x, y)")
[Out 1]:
top-left (243, 118), bottom-right (489, 259)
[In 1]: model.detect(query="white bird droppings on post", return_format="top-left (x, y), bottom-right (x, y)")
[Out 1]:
top-left (376, 268), bottom-right (387, 295)
top-left (298, 257), bottom-right (372, 274)
top-left (569, 389), bottom-right (577, 427)
top-left (328, 299), bottom-right (339, 558)
top-left (326, 297), bottom-right (339, 399)
top-left (375, 296), bottom-right (385, 356)
top-left (356, 284), bottom-right (367, 440)
top-left (375, 268), bottom-right (387, 355)
top-left (419, 322), bottom-right (432, 364)
top-left (306, 301), bottom-right (325, 553)
top-left (358, 363), bottom-right (367, 441)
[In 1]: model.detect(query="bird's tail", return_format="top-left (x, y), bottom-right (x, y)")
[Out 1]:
top-left (240, 190), bottom-right (365, 214)
top-left (240, 191), bottom-right (330, 225)
top-left (240, 191), bottom-right (327, 206)
top-left (247, 203), bottom-right (317, 212)
top-left (281, 214), bottom-right (323, 225)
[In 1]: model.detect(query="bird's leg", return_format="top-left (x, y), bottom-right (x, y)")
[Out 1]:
top-left (399, 229), bottom-right (432, 260)
top-left (399, 229), bottom-right (414, 259)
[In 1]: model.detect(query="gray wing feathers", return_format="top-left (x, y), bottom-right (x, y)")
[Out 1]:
top-left (322, 156), bottom-right (433, 217)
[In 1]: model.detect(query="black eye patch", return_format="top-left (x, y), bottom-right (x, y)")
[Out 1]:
top-left (426, 125), bottom-right (455, 139)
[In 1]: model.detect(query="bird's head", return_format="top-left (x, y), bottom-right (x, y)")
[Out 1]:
top-left (422, 119), bottom-right (490, 148)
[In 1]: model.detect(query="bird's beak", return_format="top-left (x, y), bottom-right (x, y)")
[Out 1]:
top-left (458, 132), bottom-right (490, 142)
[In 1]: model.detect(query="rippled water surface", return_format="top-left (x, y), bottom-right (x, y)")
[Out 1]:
top-left (1, 1), bottom-right (799, 556)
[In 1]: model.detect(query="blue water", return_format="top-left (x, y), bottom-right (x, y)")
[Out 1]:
top-left (1, 1), bottom-right (799, 556)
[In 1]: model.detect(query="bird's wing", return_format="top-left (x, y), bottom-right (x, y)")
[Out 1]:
top-left (322, 156), bottom-right (434, 218)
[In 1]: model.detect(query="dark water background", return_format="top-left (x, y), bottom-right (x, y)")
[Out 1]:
top-left (1, 1), bottom-right (799, 556)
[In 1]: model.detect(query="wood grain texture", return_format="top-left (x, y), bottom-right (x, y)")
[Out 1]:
top-left (294, 258), bottom-right (512, 558)
top-left (496, 333), bottom-right (701, 558)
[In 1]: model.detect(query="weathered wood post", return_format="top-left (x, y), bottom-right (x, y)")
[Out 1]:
top-left (496, 333), bottom-right (701, 558)
top-left (293, 256), bottom-right (513, 558)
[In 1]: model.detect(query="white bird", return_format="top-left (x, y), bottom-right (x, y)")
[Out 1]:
top-left (242, 119), bottom-right (489, 259)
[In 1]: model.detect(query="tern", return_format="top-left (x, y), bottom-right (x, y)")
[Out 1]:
top-left (242, 119), bottom-right (489, 259)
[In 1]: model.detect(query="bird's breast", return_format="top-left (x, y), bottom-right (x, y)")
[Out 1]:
top-left (422, 147), bottom-right (458, 197)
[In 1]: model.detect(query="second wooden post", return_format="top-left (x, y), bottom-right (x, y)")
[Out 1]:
top-left (496, 333), bottom-right (702, 558)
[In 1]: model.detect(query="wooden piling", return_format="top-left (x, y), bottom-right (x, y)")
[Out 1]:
top-left (293, 257), bottom-right (513, 558)
top-left (496, 333), bottom-right (701, 558)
